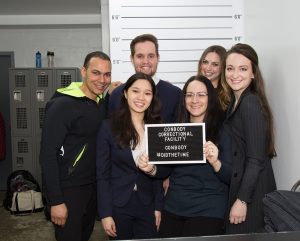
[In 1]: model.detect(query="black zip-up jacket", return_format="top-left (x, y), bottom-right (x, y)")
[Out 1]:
top-left (40, 82), bottom-right (108, 205)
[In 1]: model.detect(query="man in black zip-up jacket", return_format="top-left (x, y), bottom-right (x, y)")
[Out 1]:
top-left (40, 51), bottom-right (116, 241)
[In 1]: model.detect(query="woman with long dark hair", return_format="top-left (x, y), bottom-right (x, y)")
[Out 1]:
top-left (219, 43), bottom-right (276, 234)
top-left (138, 75), bottom-right (232, 237)
top-left (96, 72), bottom-right (164, 240)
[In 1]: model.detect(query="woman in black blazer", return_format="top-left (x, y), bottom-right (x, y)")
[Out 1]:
top-left (96, 72), bottom-right (164, 240)
top-left (219, 43), bottom-right (277, 234)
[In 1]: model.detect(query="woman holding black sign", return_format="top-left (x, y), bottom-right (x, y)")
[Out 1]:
top-left (138, 75), bottom-right (232, 237)
top-left (96, 72), bottom-right (164, 240)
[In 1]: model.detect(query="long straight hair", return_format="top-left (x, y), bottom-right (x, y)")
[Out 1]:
top-left (197, 45), bottom-right (227, 111)
top-left (111, 72), bottom-right (161, 149)
top-left (197, 45), bottom-right (226, 79)
top-left (220, 43), bottom-right (276, 157)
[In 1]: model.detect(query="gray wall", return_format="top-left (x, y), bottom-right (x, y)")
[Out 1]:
top-left (244, 0), bottom-right (300, 189)
top-left (0, 27), bottom-right (102, 68)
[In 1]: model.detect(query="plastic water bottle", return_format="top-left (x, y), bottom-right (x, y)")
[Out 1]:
top-left (35, 51), bottom-right (42, 68)
top-left (47, 51), bottom-right (54, 67)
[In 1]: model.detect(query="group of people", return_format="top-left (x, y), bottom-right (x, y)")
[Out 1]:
top-left (40, 33), bottom-right (277, 241)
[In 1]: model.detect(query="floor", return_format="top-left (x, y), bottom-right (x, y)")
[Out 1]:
top-left (0, 191), bottom-right (108, 241)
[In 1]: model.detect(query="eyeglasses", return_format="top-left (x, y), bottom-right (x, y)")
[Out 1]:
top-left (184, 92), bottom-right (208, 99)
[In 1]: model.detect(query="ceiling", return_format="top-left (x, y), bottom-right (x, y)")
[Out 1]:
top-left (0, 0), bottom-right (101, 15)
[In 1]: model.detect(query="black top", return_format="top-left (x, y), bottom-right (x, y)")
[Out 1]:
top-left (40, 83), bottom-right (108, 205)
top-left (155, 127), bottom-right (232, 219)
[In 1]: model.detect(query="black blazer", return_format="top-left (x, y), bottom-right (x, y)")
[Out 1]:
top-left (96, 120), bottom-right (164, 219)
top-left (223, 88), bottom-right (276, 234)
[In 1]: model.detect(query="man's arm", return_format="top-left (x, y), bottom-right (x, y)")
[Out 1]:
top-left (40, 99), bottom-right (71, 205)
top-left (108, 84), bottom-right (124, 115)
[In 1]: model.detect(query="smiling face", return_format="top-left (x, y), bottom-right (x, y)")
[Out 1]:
top-left (80, 57), bottom-right (111, 100)
top-left (185, 80), bottom-right (208, 123)
top-left (199, 52), bottom-right (222, 88)
top-left (130, 41), bottom-right (159, 77)
top-left (125, 78), bottom-right (153, 116)
top-left (225, 53), bottom-right (254, 100)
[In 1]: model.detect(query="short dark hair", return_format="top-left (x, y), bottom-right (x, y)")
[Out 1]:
top-left (130, 34), bottom-right (159, 56)
top-left (83, 51), bottom-right (111, 69)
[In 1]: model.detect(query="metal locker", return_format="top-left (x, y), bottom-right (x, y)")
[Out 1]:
top-left (9, 67), bottom-right (80, 186)
top-left (32, 69), bottom-right (54, 136)
top-left (55, 68), bottom-right (80, 89)
top-left (9, 69), bottom-right (33, 136)
top-left (34, 135), bottom-right (43, 186)
top-left (11, 136), bottom-right (34, 173)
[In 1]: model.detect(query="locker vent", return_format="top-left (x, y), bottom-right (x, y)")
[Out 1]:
top-left (18, 140), bottom-right (29, 153)
top-left (16, 157), bottom-right (24, 166)
top-left (38, 74), bottom-right (49, 87)
top-left (15, 74), bottom-right (26, 87)
top-left (16, 108), bottom-right (28, 129)
top-left (60, 74), bottom-right (72, 87)
top-left (39, 107), bottom-right (45, 129)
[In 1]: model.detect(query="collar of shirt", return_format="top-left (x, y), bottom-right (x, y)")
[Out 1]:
top-left (77, 83), bottom-right (102, 103)
top-left (57, 82), bottom-right (101, 103)
top-left (152, 74), bottom-right (159, 86)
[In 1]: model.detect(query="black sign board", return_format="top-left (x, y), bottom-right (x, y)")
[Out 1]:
top-left (145, 123), bottom-right (206, 164)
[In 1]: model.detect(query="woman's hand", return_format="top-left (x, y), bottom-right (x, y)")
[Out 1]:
top-left (204, 141), bottom-right (221, 172)
top-left (229, 199), bottom-right (247, 224)
top-left (101, 216), bottom-right (117, 237)
top-left (154, 210), bottom-right (161, 231)
top-left (137, 153), bottom-right (154, 173)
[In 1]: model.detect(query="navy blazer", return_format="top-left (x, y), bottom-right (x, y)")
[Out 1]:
top-left (96, 120), bottom-right (164, 219)
top-left (109, 79), bottom-right (182, 123)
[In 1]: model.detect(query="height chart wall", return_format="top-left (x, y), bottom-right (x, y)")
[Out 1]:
top-left (109, 0), bottom-right (244, 87)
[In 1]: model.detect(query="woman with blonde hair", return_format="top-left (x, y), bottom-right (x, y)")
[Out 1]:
top-left (198, 45), bottom-right (228, 112)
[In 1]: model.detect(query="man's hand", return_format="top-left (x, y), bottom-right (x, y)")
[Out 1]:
top-left (51, 203), bottom-right (68, 227)
top-left (108, 81), bottom-right (122, 94)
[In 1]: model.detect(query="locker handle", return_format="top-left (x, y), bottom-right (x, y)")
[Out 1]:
top-left (36, 90), bottom-right (45, 102)
top-left (13, 91), bottom-right (22, 101)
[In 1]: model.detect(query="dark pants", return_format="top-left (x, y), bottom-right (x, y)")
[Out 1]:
top-left (110, 191), bottom-right (158, 240)
top-left (159, 210), bottom-right (225, 238)
top-left (54, 184), bottom-right (97, 241)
